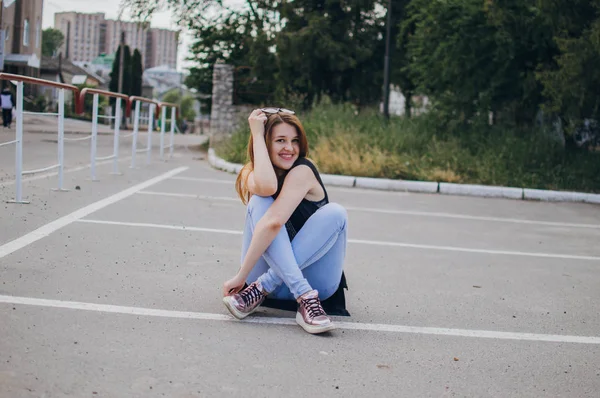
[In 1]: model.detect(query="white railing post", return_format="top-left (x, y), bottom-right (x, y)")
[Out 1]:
top-left (131, 100), bottom-right (140, 168)
top-left (90, 93), bottom-right (99, 181)
top-left (111, 97), bottom-right (122, 175)
top-left (11, 81), bottom-right (27, 203)
top-left (55, 88), bottom-right (67, 191)
top-left (159, 105), bottom-right (166, 159)
top-left (146, 104), bottom-right (154, 164)
top-left (169, 107), bottom-right (176, 159)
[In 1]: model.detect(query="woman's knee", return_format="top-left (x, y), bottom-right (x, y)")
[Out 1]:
top-left (321, 203), bottom-right (348, 229)
top-left (247, 195), bottom-right (274, 217)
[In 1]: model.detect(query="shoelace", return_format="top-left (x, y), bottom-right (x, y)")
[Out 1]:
top-left (240, 285), bottom-right (263, 306)
top-left (301, 297), bottom-right (326, 317)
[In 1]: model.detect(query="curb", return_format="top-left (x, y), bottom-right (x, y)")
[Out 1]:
top-left (207, 149), bottom-right (600, 205)
top-left (439, 183), bottom-right (523, 200)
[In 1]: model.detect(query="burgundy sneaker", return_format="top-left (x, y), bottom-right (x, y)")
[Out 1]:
top-left (296, 290), bottom-right (335, 334)
top-left (223, 281), bottom-right (267, 320)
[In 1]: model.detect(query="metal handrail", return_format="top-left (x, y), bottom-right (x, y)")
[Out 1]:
top-left (0, 73), bottom-right (79, 91)
top-left (78, 88), bottom-right (132, 117)
top-left (130, 96), bottom-right (160, 118)
top-left (0, 73), bottom-right (80, 114)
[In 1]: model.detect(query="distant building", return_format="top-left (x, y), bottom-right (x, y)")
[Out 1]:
top-left (54, 12), bottom-right (178, 70)
top-left (40, 55), bottom-right (106, 109)
top-left (145, 28), bottom-right (179, 70)
top-left (103, 19), bottom-right (147, 61)
top-left (1, 0), bottom-right (44, 84)
top-left (143, 65), bottom-right (183, 98)
top-left (54, 12), bottom-right (104, 65)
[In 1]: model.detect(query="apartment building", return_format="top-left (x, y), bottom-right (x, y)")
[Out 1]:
top-left (1, 0), bottom-right (44, 79)
top-left (145, 28), bottom-right (179, 70)
top-left (54, 12), bottom-right (104, 64)
top-left (54, 12), bottom-right (178, 69)
top-left (103, 19), bottom-right (147, 59)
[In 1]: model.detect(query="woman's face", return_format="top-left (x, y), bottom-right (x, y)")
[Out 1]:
top-left (268, 122), bottom-right (300, 172)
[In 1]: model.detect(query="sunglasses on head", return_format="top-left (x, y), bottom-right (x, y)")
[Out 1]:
top-left (260, 107), bottom-right (295, 115)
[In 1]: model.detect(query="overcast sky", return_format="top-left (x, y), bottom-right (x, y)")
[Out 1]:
top-left (42, 0), bottom-right (193, 71)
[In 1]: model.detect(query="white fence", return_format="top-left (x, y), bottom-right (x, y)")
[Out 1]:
top-left (0, 73), bottom-right (178, 204)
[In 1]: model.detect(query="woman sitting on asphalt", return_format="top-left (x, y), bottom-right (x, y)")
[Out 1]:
top-left (222, 108), bottom-right (349, 334)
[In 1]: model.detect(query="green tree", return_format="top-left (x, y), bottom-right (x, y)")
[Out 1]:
top-left (109, 45), bottom-right (133, 95)
top-left (404, 0), bottom-right (555, 126)
top-left (123, 0), bottom-right (388, 109)
top-left (162, 89), bottom-right (196, 121)
top-left (276, 0), bottom-right (384, 108)
top-left (393, 0), bottom-right (416, 117)
top-left (42, 28), bottom-right (64, 57)
top-left (132, 49), bottom-right (143, 96)
top-left (536, 0), bottom-right (600, 145)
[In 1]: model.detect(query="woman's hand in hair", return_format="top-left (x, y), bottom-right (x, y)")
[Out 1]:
top-left (248, 109), bottom-right (268, 137)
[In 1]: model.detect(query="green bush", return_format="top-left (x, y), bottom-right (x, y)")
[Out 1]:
top-left (215, 103), bottom-right (600, 193)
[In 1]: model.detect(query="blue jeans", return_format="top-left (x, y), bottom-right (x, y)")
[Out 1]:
top-left (243, 195), bottom-right (348, 300)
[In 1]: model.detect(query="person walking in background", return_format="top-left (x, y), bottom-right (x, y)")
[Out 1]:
top-left (1, 87), bottom-right (15, 128)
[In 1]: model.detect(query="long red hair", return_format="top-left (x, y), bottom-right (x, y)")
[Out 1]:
top-left (235, 113), bottom-right (309, 204)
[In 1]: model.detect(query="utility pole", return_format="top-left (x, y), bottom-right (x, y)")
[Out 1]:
top-left (0, 0), bottom-right (4, 73)
top-left (382, 0), bottom-right (392, 120)
top-left (117, 29), bottom-right (126, 127)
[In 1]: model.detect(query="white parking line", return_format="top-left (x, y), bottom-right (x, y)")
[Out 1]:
top-left (1, 294), bottom-right (598, 344)
top-left (138, 191), bottom-right (239, 202)
top-left (344, 206), bottom-right (600, 229)
top-left (170, 176), bottom-right (410, 196)
top-left (78, 219), bottom-right (242, 235)
top-left (0, 167), bottom-right (188, 260)
top-left (76, 219), bottom-right (600, 261)
top-left (171, 176), bottom-right (233, 184)
top-left (138, 190), bottom-right (600, 230)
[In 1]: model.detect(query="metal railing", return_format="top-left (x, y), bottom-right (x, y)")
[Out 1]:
top-left (0, 73), bottom-right (189, 204)
top-left (0, 73), bottom-right (79, 203)
top-left (77, 88), bottom-right (131, 180)
top-left (158, 101), bottom-right (178, 160)
top-left (129, 96), bottom-right (160, 168)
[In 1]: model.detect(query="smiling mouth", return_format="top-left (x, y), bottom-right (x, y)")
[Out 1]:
top-left (279, 153), bottom-right (294, 160)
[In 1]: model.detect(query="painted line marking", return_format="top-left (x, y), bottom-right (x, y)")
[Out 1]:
top-left (170, 176), bottom-right (410, 196)
top-left (138, 190), bottom-right (600, 230)
top-left (0, 295), bottom-right (598, 344)
top-left (171, 176), bottom-right (234, 184)
top-left (77, 219), bottom-right (242, 236)
top-left (75, 219), bottom-right (600, 261)
top-left (344, 206), bottom-right (600, 230)
top-left (0, 167), bottom-right (188, 260)
top-left (138, 191), bottom-right (239, 202)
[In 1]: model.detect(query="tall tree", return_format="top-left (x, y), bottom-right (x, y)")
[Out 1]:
top-left (123, 0), bottom-right (387, 109)
top-left (132, 49), bottom-right (144, 96)
top-left (404, 0), bottom-right (555, 126)
top-left (185, 8), bottom-right (277, 106)
top-left (42, 28), bottom-right (64, 57)
top-left (393, 0), bottom-right (416, 117)
top-left (276, 0), bottom-right (383, 107)
top-left (536, 0), bottom-right (600, 142)
top-left (109, 45), bottom-right (133, 95)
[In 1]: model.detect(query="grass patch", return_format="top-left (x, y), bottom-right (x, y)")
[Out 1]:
top-left (214, 103), bottom-right (600, 193)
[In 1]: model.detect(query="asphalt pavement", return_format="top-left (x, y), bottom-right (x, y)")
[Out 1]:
top-left (1, 119), bottom-right (599, 397)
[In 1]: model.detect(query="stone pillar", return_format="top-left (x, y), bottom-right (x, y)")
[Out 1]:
top-left (210, 62), bottom-right (235, 140)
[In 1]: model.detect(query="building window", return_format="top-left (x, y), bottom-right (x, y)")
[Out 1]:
top-left (35, 19), bottom-right (41, 48)
top-left (23, 19), bottom-right (29, 46)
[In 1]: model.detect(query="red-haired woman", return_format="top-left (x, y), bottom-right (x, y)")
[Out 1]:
top-left (222, 108), bottom-right (349, 334)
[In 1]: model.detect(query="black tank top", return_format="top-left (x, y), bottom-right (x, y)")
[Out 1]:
top-left (272, 157), bottom-right (328, 241)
